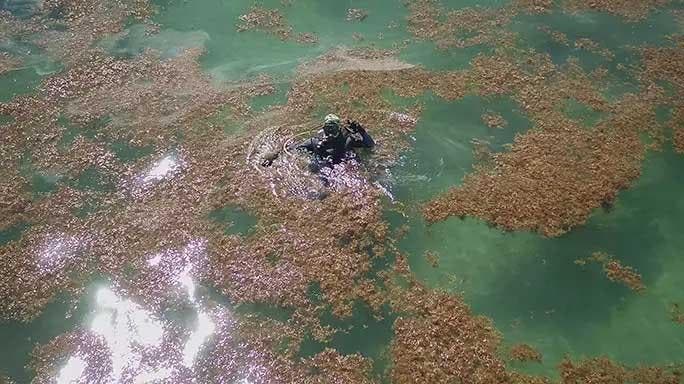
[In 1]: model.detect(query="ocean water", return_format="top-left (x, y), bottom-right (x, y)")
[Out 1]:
top-left (1, 0), bottom-right (683, 382)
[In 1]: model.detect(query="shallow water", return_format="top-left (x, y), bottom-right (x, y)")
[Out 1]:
top-left (1, 0), bottom-right (684, 382)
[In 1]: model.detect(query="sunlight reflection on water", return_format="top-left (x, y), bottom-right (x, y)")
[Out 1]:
top-left (55, 239), bottom-right (218, 382)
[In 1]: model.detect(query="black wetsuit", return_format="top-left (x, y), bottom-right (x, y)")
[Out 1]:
top-left (294, 122), bottom-right (374, 170)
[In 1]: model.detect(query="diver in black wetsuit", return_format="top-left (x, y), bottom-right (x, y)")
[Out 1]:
top-left (261, 114), bottom-right (375, 169)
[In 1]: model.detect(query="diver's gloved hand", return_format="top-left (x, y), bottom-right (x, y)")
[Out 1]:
top-left (345, 119), bottom-right (360, 132)
top-left (346, 120), bottom-right (365, 140)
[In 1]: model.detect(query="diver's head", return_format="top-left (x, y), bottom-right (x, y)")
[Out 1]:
top-left (323, 121), bottom-right (341, 137)
top-left (323, 114), bottom-right (341, 137)
top-left (324, 114), bottom-right (341, 125)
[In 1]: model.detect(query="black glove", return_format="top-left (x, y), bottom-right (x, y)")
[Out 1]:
top-left (346, 120), bottom-right (364, 133)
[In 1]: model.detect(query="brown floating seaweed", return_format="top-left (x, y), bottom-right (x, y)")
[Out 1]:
top-left (388, 260), bottom-right (508, 384)
top-left (514, 0), bottom-right (553, 14)
top-left (424, 124), bottom-right (644, 236)
top-left (36, 0), bottom-right (153, 65)
top-left (559, 357), bottom-right (681, 384)
top-left (1, 0), bottom-right (682, 380)
top-left (482, 111), bottom-right (508, 129)
top-left (576, 252), bottom-right (646, 293)
top-left (538, 26), bottom-right (571, 46)
top-left (561, 0), bottom-right (671, 21)
top-left (510, 372), bottom-right (551, 384)
top-left (574, 38), bottom-right (615, 60)
top-left (237, 5), bottom-right (318, 44)
top-left (424, 250), bottom-right (440, 267)
top-left (423, 54), bottom-right (665, 237)
top-left (346, 8), bottom-right (369, 22)
top-left (509, 344), bottom-right (542, 363)
top-left (406, 0), bottom-right (518, 50)
top-left (670, 106), bottom-right (684, 153)
top-left (238, 6), bottom-right (292, 39)
top-left (0, 52), bottom-right (20, 74)
top-left (669, 303), bottom-right (684, 325)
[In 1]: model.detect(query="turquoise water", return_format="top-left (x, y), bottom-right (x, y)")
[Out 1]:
top-left (391, 140), bottom-right (684, 377)
top-left (209, 206), bottom-right (258, 236)
top-left (0, 294), bottom-right (90, 383)
top-left (1, 0), bottom-right (684, 382)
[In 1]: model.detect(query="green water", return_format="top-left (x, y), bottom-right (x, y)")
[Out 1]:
top-left (2, 0), bottom-right (684, 382)
top-left (0, 40), bottom-right (62, 102)
top-left (0, 66), bottom-right (44, 102)
top-left (389, 93), bottom-right (532, 199)
top-left (209, 206), bottom-right (258, 236)
top-left (0, 294), bottom-right (90, 383)
top-left (392, 142), bottom-right (684, 377)
top-left (109, 141), bottom-right (154, 163)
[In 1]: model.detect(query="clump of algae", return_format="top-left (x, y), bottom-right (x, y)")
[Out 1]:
top-left (482, 111), bottom-right (508, 129)
top-left (423, 52), bottom-right (666, 237)
top-left (575, 252), bottom-right (646, 293)
top-left (559, 357), bottom-right (681, 383)
top-left (237, 5), bottom-right (318, 44)
top-left (509, 344), bottom-right (542, 363)
top-left (561, 0), bottom-right (672, 21)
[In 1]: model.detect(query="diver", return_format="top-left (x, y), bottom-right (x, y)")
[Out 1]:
top-left (261, 114), bottom-right (374, 169)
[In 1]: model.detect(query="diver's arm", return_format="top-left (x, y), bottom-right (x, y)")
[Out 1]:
top-left (357, 128), bottom-right (375, 148)
top-left (289, 138), bottom-right (317, 152)
top-left (261, 139), bottom-right (312, 166)
top-left (262, 138), bottom-right (319, 167)
top-left (346, 121), bottom-right (375, 149)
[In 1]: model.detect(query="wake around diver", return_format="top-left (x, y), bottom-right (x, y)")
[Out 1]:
top-left (260, 114), bottom-right (375, 171)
